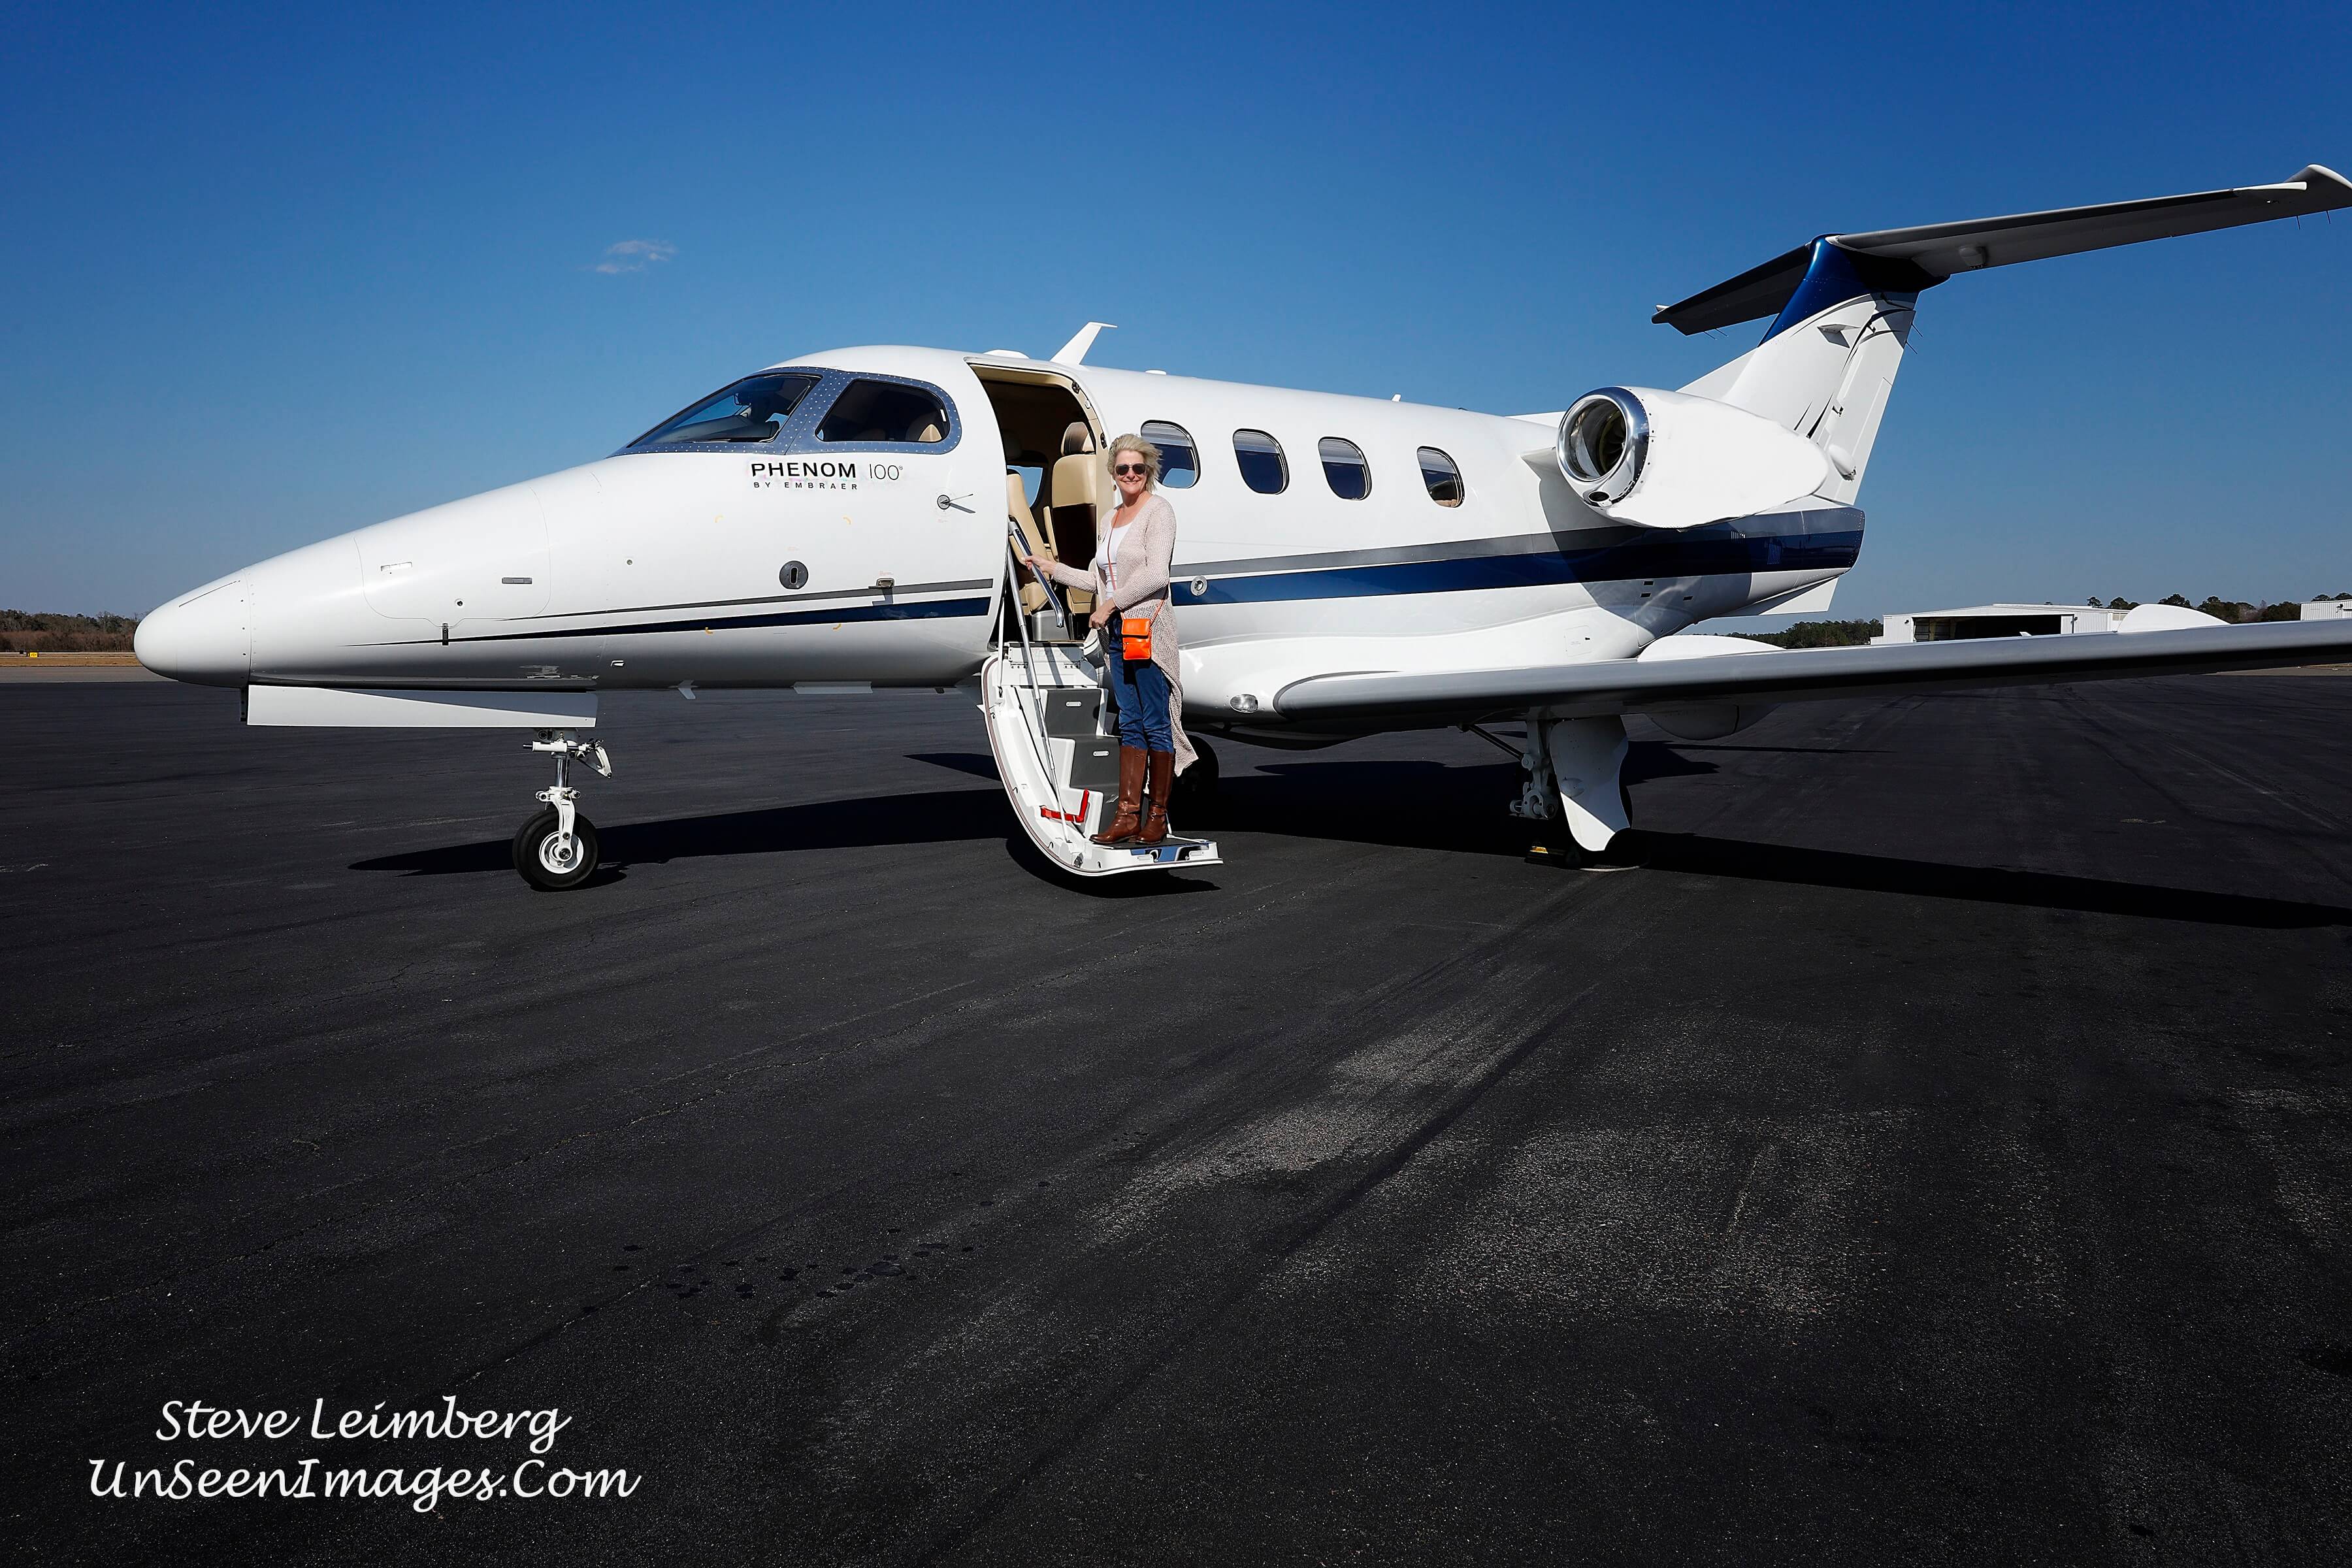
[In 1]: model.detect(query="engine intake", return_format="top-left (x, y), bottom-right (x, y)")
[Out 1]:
top-left (1558, 389), bottom-right (1649, 502)
top-left (1551, 386), bottom-right (1831, 530)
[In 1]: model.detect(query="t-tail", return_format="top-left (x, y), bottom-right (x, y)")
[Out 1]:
top-left (1661, 165), bottom-right (2351, 504)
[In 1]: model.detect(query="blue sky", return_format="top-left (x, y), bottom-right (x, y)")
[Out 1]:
top-left (3, 1), bottom-right (2347, 619)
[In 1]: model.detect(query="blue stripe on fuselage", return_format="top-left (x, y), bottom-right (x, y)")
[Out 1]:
top-left (1188, 530), bottom-right (1861, 606)
top-left (421, 525), bottom-right (1859, 645)
top-left (440, 595), bottom-right (994, 645)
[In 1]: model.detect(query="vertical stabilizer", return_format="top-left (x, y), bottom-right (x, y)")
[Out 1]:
top-left (1677, 241), bottom-right (1920, 504)
top-left (1680, 294), bottom-right (1915, 502)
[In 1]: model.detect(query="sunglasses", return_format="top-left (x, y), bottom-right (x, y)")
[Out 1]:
top-left (1112, 463), bottom-right (1150, 476)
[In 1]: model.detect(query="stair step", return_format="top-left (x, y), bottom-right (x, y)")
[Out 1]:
top-left (1040, 687), bottom-right (1103, 737)
top-left (1066, 737), bottom-right (1122, 790)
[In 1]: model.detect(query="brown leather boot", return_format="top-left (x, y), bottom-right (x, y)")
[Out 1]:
top-left (1092, 747), bottom-right (1147, 844)
top-left (1137, 751), bottom-right (1175, 844)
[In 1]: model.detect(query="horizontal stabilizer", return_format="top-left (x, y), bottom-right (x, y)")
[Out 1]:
top-left (1271, 620), bottom-right (2352, 730)
top-left (1656, 165), bottom-right (2352, 335)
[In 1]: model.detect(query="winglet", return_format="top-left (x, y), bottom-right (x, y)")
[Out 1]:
top-left (1052, 321), bottom-right (1115, 365)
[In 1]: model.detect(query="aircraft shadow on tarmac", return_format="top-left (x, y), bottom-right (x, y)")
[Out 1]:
top-left (906, 750), bottom-right (1002, 779)
top-left (1212, 753), bottom-right (2352, 929)
top-left (1624, 834), bottom-right (2351, 929)
top-left (351, 787), bottom-right (1011, 879)
top-left (347, 781), bottom-right (1212, 898)
top-left (350, 745), bottom-right (2350, 926)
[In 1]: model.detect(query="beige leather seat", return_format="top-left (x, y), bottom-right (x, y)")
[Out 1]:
top-left (1047, 423), bottom-right (1103, 609)
top-left (1004, 438), bottom-right (1052, 613)
top-left (1009, 475), bottom-right (1053, 613)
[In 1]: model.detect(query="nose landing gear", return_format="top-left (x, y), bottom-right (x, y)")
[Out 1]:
top-left (514, 730), bottom-right (611, 890)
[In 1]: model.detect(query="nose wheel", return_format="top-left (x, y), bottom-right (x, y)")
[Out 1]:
top-left (514, 730), bottom-right (610, 890)
top-left (514, 807), bottom-right (601, 889)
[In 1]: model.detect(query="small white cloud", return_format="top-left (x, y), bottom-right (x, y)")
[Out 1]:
top-left (593, 239), bottom-right (677, 275)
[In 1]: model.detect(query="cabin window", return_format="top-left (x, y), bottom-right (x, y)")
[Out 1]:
top-left (816, 379), bottom-right (952, 444)
top-left (1232, 429), bottom-right (1288, 495)
top-left (1142, 420), bottom-right (1198, 487)
top-left (1318, 437), bottom-right (1371, 500)
top-left (629, 372), bottom-right (818, 448)
top-left (1417, 446), bottom-right (1464, 507)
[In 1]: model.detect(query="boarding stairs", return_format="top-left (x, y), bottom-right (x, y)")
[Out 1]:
top-left (981, 537), bottom-right (1220, 877)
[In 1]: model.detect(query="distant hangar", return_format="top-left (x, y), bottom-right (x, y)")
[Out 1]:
top-left (1872, 600), bottom-right (2352, 645)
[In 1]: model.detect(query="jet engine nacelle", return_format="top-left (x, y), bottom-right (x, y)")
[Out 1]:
top-left (1553, 386), bottom-right (1831, 530)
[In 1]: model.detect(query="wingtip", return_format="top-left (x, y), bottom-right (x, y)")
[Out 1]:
top-left (2295, 163), bottom-right (2352, 201)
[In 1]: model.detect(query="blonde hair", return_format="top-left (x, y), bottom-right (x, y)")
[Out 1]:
top-left (1105, 433), bottom-right (1161, 489)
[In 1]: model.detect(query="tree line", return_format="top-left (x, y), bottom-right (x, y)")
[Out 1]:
top-left (1, 610), bottom-right (140, 653)
top-left (2087, 592), bottom-right (2352, 623)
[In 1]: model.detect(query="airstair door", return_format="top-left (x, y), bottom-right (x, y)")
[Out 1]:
top-left (981, 649), bottom-right (1221, 877)
top-left (979, 542), bottom-right (1219, 877)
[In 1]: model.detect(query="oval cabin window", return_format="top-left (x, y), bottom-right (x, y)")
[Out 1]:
top-left (1142, 420), bottom-right (1198, 487)
top-left (1318, 437), bottom-right (1371, 500)
top-left (1232, 429), bottom-right (1288, 495)
top-left (1417, 446), bottom-right (1464, 507)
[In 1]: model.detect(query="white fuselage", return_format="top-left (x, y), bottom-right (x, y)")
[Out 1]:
top-left (135, 344), bottom-right (1859, 731)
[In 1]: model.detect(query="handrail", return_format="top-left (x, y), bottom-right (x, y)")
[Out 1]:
top-left (1001, 536), bottom-right (1079, 847)
top-left (1011, 529), bottom-right (1073, 631)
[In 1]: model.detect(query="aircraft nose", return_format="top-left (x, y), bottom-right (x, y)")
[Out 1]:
top-left (135, 578), bottom-right (251, 686)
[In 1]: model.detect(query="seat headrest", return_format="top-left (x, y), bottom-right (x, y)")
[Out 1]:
top-left (1062, 422), bottom-right (1094, 456)
top-left (1003, 433), bottom-right (1021, 463)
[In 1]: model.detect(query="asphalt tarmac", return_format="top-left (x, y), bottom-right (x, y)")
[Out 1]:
top-left (7, 676), bottom-right (2351, 1565)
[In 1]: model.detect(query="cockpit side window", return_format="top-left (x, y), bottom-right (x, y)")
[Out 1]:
top-left (629, 372), bottom-right (818, 448)
top-left (817, 379), bottom-right (952, 445)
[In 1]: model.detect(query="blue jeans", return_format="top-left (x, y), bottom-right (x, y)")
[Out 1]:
top-left (1103, 640), bottom-right (1172, 753)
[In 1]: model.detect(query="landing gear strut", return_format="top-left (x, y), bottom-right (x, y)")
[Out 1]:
top-left (1510, 714), bottom-right (1630, 866)
top-left (514, 730), bottom-right (610, 891)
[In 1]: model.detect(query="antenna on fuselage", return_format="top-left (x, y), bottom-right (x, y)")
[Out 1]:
top-left (1051, 321), bottom-right (1116, 365)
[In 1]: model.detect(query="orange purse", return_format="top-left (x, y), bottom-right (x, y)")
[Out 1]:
top-left (1120, 614), bottom-right (1154, 662)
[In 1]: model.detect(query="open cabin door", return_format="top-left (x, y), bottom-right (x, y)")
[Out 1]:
top-left (981, 540), bottom-right (1220, 879)
top-left (970, 359), bottom-right (1115, 621)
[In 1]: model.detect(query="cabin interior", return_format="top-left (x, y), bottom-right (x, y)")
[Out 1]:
top-left (972, 363), bottom-right (1107, 617)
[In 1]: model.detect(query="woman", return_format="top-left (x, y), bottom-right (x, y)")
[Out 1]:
top-left (1028, 433), bottom-right (1192, 845)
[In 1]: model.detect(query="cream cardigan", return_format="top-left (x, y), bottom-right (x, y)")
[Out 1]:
top-left (1041, 491), bottom-right (1194, 772)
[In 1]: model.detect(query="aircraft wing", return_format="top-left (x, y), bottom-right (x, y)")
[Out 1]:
top-left (1269, 620), bottom-right (2352, 730)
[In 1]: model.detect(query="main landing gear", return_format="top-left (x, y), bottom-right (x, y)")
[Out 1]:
top-left (514, 730), bottom-right (610, 891)
top-left (1508, 714), bottom-right (1631, 867)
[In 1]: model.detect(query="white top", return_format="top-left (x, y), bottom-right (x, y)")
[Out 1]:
top-left (1102, 521), bottom-right (1132, 593)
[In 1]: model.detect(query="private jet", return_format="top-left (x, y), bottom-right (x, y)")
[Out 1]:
top-left (135, 164), bottom-right (2352, 888)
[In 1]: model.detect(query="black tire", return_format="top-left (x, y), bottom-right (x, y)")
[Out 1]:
top-left (1524, 827), bottom-right (1598, 868)
top-left (513, 808), bottom-right (600, 891)
top-left (1169, 736), bottom-right (1220, 826)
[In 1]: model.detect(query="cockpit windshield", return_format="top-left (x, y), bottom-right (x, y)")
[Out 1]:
top-left (629, 372), bottom-right (818, 448)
